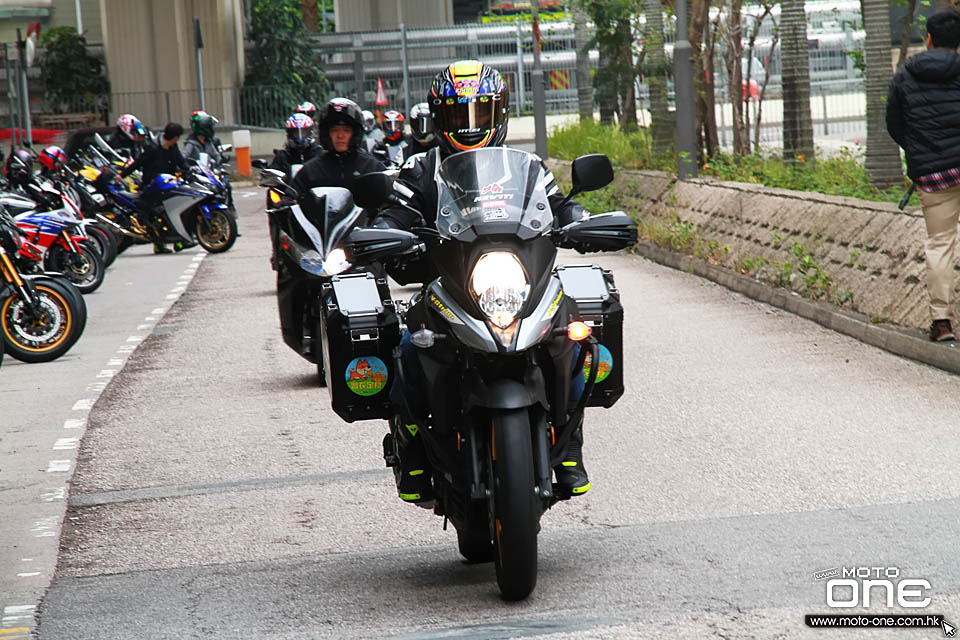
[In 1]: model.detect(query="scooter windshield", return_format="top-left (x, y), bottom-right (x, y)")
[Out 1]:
top-left (435, 147), bottom-right (553, 241)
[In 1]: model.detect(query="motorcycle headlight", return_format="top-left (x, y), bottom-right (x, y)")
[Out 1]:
top-left (470, 252), bottom-right (528, 328)
top-left (321, 248), bottom-right (351, 276)
top-left (300, 250), bottom-right (326, 276)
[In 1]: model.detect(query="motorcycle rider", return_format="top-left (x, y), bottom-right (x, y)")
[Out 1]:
top-left (373, 110), bottom-right (408, 167)
top-left (290, 98), bottom-right (385, 197)
top-left (296, 101), bottom-right (317, 121)
top-left (375, 60), bottom-right (591, 505)
top-left (107, 114), bottom-right (148, 160)
top-left (403, 102), bottom-right (438, 160)
top-left (269, 113), bottom-right (321, 178)
top-left (182, 111), bottom-right (222, 168)
top-left (119, 122), bottom-right (190, 254)
top-left (362, 109), bottom-right (385, 157)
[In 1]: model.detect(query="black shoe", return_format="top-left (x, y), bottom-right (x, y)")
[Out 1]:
top-left (394, 423), bottom-right (434, 505)
top-left (153, 243), bottom-right (172, 254)
top-left (930, 319), bottom-right (955, 342)
top-left (554, 430), bottom-right (590, 496)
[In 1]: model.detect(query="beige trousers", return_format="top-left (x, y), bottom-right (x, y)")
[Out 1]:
top-left (919, 183), bottom-right (960, 321)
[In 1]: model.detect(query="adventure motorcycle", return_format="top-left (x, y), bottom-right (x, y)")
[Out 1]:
top-left (258, 168), bottom-right (381, 385)
top-left (323, 150), bottom-right (636, 600)
top-left (0, 209), bottom-right (86, 362)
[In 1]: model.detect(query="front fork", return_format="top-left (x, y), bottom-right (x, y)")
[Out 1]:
top-left (1, 248), bottom-right (40, 313)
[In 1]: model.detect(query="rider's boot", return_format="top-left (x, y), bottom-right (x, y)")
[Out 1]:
top-left (554, 420), bottom-right (590, 496)
top-left (387, 416), bottom-right (434, 505)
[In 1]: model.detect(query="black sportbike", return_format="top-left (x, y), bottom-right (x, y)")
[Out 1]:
top-left (334, 149), bottom-right (636, 600)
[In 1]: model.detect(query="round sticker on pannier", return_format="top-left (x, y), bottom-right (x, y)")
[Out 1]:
top-left (345, 356), bottom-right (389, 396)
top-left (583, 344), bottom-right (613, 383)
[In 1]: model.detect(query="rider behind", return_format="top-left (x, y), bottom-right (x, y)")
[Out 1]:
top-left (106, 114), bottom-right (148, 160)
top-left (119, 122), bottom-right (190, 254)
top-left (269, 113), bottom-right (321, 178)
top-left (375, 60), bottom-right (592, 505)
top-left (182, 110), bottom-right (222, 168)
top-left (403, 102), bottom-right (438, 161)
top-left (290, 98), bottom-right (386, 198)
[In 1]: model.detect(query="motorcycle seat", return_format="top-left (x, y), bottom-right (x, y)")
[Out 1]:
top-left (116, 190), bottom-right (140, 202)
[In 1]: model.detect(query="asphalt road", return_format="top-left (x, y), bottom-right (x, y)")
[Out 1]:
top-left (16, 189), bottom-right (960, 638)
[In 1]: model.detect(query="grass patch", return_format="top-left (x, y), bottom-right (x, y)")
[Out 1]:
top-left (548, 120), bottom-right (920, 208)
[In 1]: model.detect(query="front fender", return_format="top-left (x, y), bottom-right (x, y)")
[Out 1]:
top-left (462, 366), bottom-right (548, 411)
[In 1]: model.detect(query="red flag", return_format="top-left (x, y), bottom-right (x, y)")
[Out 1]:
top-left (375, 77), bottom-right (388, 107)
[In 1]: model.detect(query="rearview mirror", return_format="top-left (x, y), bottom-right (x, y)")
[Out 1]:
top-left (259, 168), bottom-right (287, 188)
top-left (343, 227), bottom-right (419, 264)
top-left (350, 172), bottom-right (395, 210)
top-left (570, 154), bottom-right (614, 197)
top-left (562, 211), bottom-right (637, 252)
top-left (251, 158), bottom-right (267, 170)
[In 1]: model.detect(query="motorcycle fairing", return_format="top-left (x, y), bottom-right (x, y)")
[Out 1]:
top-left (423, 279), bottom-right (498, 352)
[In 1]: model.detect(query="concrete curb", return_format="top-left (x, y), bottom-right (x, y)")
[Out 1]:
top-left (634, 242), bottom-right (960, 376)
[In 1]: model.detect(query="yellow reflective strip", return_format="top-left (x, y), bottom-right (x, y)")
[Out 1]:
top-left (405, 423), bottom-right (419, 437)
top-left (408, 469), bottom-right (424, 476)
top-left (0, 630), bottom-right (32, 635)
top-left (572, 482), bottom-right (591, 494)
top-left (561, 461), bottom-right (577, 467)
top-left (399, 492), bottom-right (421, 501)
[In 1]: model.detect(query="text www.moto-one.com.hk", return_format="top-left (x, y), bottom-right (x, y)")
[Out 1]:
top-left (805, 614), bottom-right (944, 628)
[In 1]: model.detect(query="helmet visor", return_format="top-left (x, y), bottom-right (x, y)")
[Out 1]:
top-left (433, 95), bottom-right (505, 137)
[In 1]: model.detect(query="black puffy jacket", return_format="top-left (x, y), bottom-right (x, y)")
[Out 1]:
top-left (887, 48), bottom-right (960, 180)
top-left (289, 147), bottom-right (385, 199)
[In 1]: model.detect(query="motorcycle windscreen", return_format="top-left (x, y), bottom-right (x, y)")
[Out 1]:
top-left (434, 147), bottom-right (553, 241)
top-left (307, 186), bottom-right (365, 257)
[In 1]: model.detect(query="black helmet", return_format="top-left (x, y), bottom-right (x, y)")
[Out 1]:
top-left (409, 102), bottom-right (434, 144)
top-left (191, 112), bottom-right (218, 139)
top-left (5, 148), bottom-right (34, 183)
top-left (316, 98), bottom-right (364, 156)
top-left (429, 60), bottom-right (509, 156)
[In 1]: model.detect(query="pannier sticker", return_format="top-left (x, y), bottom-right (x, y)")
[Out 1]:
top-left (345, 357), bottom-right (389, 396)
top-left (583, 344), bottom-right (613, 383)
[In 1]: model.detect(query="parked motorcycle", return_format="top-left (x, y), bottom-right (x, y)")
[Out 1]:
top-left (328, 150), bottom-right (636, 600)
top-left (0, 209), bottom-right (86, 362)
top-left (94, 168), bottom-right (237, 254)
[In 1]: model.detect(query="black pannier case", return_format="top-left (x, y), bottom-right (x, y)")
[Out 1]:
top-left (319, 272), bottom-right (401, 422)
top-left (555, 264), bottom-right (624, 408)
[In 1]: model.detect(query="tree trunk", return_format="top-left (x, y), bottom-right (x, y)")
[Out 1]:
top-left (863, 0), bottom-right (904, 187)
top-left (692, 0), bottom-right (718, 159)
top-left (897, 0), bottom-right (918, 70)
top-left (574, 5), bottom-right (594, 122)
top-left (781, 0), bottom-right (815, 167)
top-left (301, 0), bottom-right (318, 33)
top-left (645, 0), bottom-right (674, 152)
top-left (598, 47), bottom-right (616, 125)
top-left (724, 0), bottom-right (748, 155)
top-left (616, 17), bottom-right (638, 132)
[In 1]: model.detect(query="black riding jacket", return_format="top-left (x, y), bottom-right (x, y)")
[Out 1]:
top-left (290, 147), bottom-right (386, 199)
top-left (377, 147), bottom-right (588, 231)
top-left (887, 48), bottom-right (960, 180)
top-left (119, 142), bottom-right (189, 184)
top-left (269, 144), bottom-right (322, 179)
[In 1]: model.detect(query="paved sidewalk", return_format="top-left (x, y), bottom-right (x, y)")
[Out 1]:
top-left (634, 242), bottom-right (960, 376)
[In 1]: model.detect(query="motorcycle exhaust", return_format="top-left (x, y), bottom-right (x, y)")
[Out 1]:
top-left (95, 213), bottom-right (143, 238)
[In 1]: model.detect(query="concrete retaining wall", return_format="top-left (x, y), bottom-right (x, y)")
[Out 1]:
top-left (549, 161), bottom-right (938, 330)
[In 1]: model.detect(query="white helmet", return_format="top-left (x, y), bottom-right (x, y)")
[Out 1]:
top-left (361, 109), bottom-right (376, 134)
top-left (409, 102), bottom-right (434, 144)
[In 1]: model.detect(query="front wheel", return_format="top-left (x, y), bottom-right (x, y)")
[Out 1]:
top-left (1, 280), bottom-right (82, 362)
top-left (195, 209), bottom-right (237, 253)
top-left (45, 242), bottom-right (105, 294)
top-left (489, 408), bottom-right (540, 601)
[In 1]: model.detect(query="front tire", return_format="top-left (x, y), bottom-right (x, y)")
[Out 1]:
top-left (196, 209), bottom-right (237, 253)
top-left (45, 242), bottom-right (105, 294)
top-left (489, 408), bottom-right (539, 601)
top-left (1, 280), bottom-right (82, 362)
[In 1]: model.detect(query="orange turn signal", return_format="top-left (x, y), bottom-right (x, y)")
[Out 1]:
top-left (567, 321), bottom-right (592, 341)
top-left (268, 189), bottom-right (282, 205)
